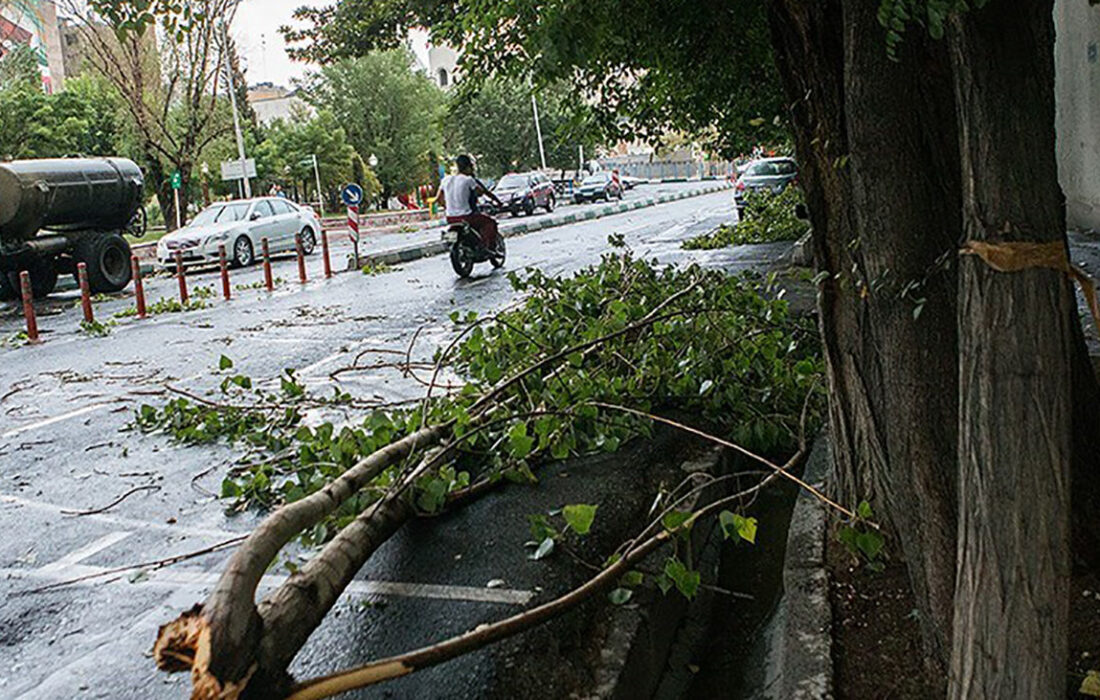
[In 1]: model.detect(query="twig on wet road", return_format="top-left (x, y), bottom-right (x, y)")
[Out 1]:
top-left (61, 484), bottom-right (161, 517)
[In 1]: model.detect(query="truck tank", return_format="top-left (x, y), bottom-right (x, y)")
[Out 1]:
top-left (0, 157), bottom-right (144, 247)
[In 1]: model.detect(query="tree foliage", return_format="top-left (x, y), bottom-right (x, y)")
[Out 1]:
top-left (253, 108), bottom-right (364, 200)
top-left (445, 77), bottom-right (600, 176)
top-left (297, 49), bottom-right (444, 197)
top-left (0, 75), bottom-right (128, 160)
top-left (0, 43), bottom-right (41, 92)
top-left (284, 0), bottom-right (787, 157)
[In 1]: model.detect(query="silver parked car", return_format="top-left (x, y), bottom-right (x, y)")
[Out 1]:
top-left (734, 157), bottom-right (798, 216)
top-left (156, 197), bottom-right (321, 269)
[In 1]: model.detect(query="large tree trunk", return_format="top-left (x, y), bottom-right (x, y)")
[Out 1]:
top-left (770, 0), bottom-right (961, 671)
top-left (949, 1), bottom-right (1073, 696)
top-left (840, 0), bottom-right (961, 668)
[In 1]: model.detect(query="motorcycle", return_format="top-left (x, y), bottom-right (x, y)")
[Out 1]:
top-left (442, 221), bottom-right (506, 278)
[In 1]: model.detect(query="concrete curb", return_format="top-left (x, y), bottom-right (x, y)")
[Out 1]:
top-left (758, 431), bottom-right (833, 699)
top-left (351, 183), bottom-right (733, 271)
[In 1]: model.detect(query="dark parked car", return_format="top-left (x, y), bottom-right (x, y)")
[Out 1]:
top-left (573, 172), bottom-right (623, 203)
top-left (488, 171), bottom-right (557, 216)
top-left (734, 157), bottom-right (798, 216)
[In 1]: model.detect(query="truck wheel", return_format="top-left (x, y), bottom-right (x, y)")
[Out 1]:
top-left (5, 256), bottom-right (59, 299)
top-left (74, 233), bottom-right (132, 293)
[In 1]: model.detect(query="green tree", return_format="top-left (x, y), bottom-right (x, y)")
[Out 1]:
top-left (0, 74), bottom-right (127, 159)
top-left (445, 77), bottom-right (598, 177)
top-left (0, 43), bottom-right (41, 92)
top-left (297, 49), bottom-right (444, 200)
top-left (253, 108), bottom-right (359, 207)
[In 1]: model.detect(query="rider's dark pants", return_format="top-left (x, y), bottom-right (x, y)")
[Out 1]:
top-left (447, 214), bottom-right (500, 250)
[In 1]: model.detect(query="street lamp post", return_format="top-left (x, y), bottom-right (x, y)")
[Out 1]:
top-left (221, 23), bottom-right (251, 199)
top-left (532, 95), bottom-right (547, 170)
top-left (368, 154), bottom-right (379, 207)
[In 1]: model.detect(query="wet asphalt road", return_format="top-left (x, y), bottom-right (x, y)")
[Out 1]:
top-left (0, 187), bottom-right (793, 699)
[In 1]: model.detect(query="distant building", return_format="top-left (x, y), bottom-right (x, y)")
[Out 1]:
top-left (427, 43), bottom-right (459, 89)
top-left (247, 83), bottom-right (312, 124)
top-left (0, 0), bottom-right (65, 92)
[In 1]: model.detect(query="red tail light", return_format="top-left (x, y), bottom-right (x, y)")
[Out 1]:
top-left (736, 180), bottom-right (746, 192)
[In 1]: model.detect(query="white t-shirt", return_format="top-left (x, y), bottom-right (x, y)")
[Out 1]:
top-left (441, 174), bottom-right (477, 216)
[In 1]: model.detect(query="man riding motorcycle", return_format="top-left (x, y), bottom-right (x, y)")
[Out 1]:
top-left (435, 154), bottom-right (504, 254)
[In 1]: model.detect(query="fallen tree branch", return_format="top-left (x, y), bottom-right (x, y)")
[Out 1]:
top-left (284, 445), bottom-right (808, 700)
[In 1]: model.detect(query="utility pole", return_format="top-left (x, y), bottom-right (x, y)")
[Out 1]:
top-left (312, 154), bottom-right (325, 219)
top-left (532, 94), bottom-right (547, 170)
top-left (222, 23), bottom-right (251, 199)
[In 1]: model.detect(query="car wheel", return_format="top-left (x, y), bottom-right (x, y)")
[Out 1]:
top-left (300, 227), bottom-right (317, 255)
top-left (73, 234), bottom-right (130, 294)
top-left (545, 195), bottom-right (556, 213)
top-left (232, 235), bottom-right (255, 268)
top-left (524, 199), bottom-right (535, 216)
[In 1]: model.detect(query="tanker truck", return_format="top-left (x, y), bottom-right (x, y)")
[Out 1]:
top-left (0, 157), bottom-right (146, 301)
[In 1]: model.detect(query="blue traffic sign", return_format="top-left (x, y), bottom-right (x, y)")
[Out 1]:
top-left (341, 183), bottom-right (364, 206)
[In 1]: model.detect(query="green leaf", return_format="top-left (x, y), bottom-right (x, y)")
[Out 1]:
top-left (620, 570), bottom-right (644, 587)
top-left (732, 514), bottom-right (758, 544)
top-left (529, 537), bottom-right (555, 561)
top-left (664, 556), bottom-right (701, 600)
top-left (508, 422), bottom-right (535, 459)
top-left (218, 355), bottom-right (233, 370)
top-left (562, 503), bottom-right (598, 536)
top-left (1080, 670), bottom-right (1100, 697)
top-left (220, 478), bottom-right (241, 499)
top-left (661, 510), bottom-right (694, 533)
top-left (856, 531), bottom-right (885, 560)
top-left (608, 588), bottom-right (633, 605)
top-left (857, 500), bottom-right (874, 519)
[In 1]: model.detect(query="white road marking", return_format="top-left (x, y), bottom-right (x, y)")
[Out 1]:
top-left (0, 492), bottom-right (243, 540)
top-left (38, 531), bottom-right (133, 572)
top-left (1, 403), bottom-right (111, 438)
top-left (5, 562), bottom-right (536, 606)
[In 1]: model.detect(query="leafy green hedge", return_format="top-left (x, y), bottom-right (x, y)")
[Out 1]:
top-left (684, 186), bottom-right (810, 250)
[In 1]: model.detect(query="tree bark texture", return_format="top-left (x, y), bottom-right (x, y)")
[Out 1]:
top-left (770, 0), bottom-right (962, 669)
top-left (949, 1), bottom-right (1072, 696)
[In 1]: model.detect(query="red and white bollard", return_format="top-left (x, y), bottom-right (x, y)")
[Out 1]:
top-left (19, 271), bottom-right (39, 343)
top-left (218, 244), bottom-right (231, 300)
top-left (131, 256), bottom-right (147, 318)
top-left (77, 262), bottom-right (94, 324)
top-left (321, 230), bottom-right (332, 279)
top-left (295, 233), bottom-right (307, 284)
top-left (348, 204), bottom-right (360, 269)
top-left (261, 237), bottom-right (273, 292)
top-left (174, 251), bottom-right (188, 304)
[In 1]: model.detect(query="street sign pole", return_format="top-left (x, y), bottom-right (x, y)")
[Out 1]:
top-left (222, 23), bottom-right (252, 199)
top-left (341, 183), bottom-right (365, 270)
top-left (170, 170), bottom-right (182, 230)
top-left (312, 155), bottom-right (325, 219)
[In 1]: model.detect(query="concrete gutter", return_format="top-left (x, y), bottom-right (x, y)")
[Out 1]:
top-left (756, 432), bottom-right (834, 699)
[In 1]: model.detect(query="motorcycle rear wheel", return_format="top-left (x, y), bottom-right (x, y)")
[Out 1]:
top-left (450, 243), bottom-right (475, 278)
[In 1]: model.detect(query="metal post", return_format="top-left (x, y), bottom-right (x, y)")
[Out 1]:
top-left (174, 251), bottom-right (188, 304)
top-left (295, 233), bottom-right (307, 284)
top-left (173, 187), bottom-right (181, 231)
top-left (19, 271), bottom-right (38, 342)
top-left (131, 256), bottom-right (147, 318)
top-left (312, 154), bottom-right (325, 219)
top-left (321, 230), bottom-right (332, 279)
top-left (218, 244), bottom-right (231, 300)
top-left (222, 23), bottom-right (251, 199)
top-left (532, 94), bottom-right (547, 170)
top-left (78, 263), bottom-right (93, 324)
top-left (261, 238), bottom-right (273, 291)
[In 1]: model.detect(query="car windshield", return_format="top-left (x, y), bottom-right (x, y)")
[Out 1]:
top-left (496, 174), bottom-right (527, 189)
top-left (744, 160), bottom-right (795, 177)
top-left (583, 174), bottom-right (609, 185)
top-left (191, 203), bottom-right (251, 226)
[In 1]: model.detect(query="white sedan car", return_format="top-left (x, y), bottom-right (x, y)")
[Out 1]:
top-left (156, 197), bottom-right (322, 269)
